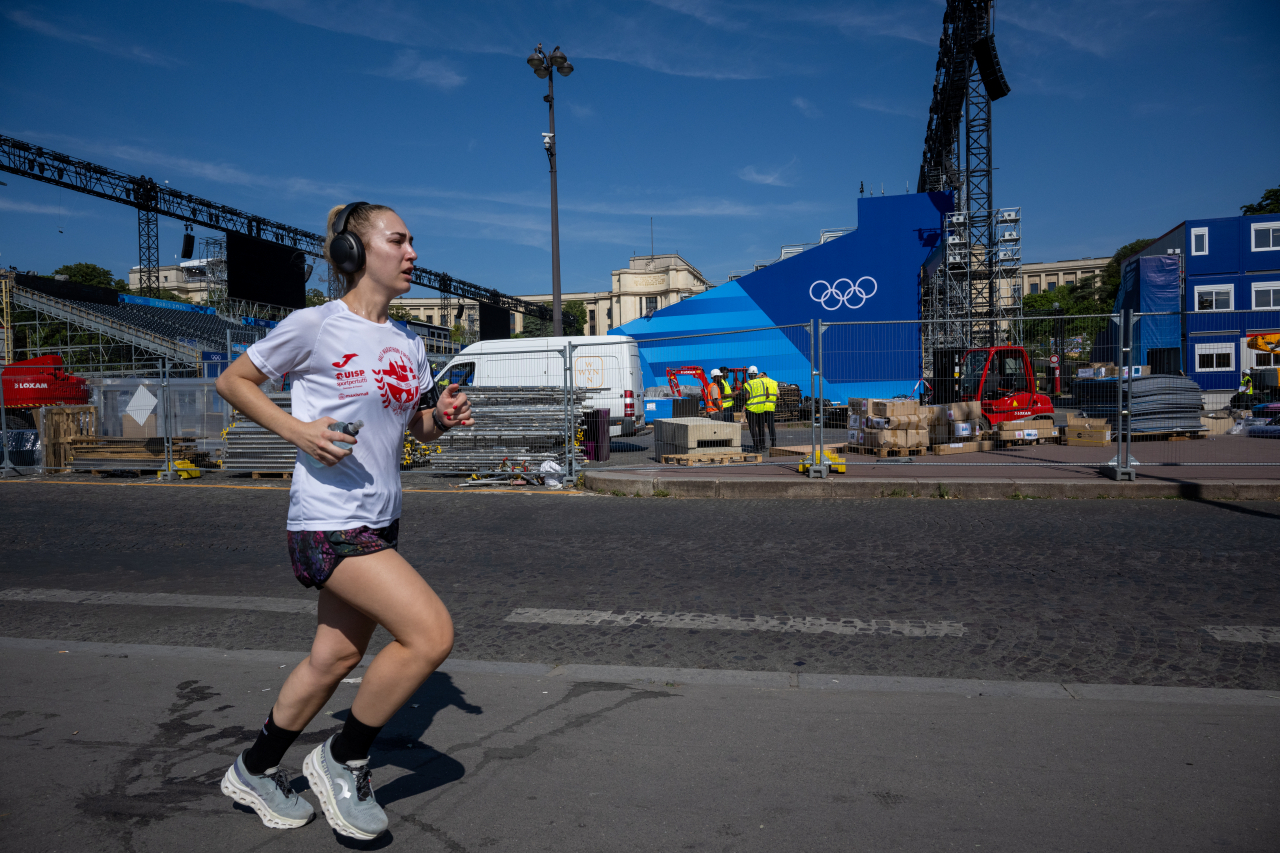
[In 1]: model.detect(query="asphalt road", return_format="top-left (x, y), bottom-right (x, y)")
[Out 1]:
top-left (1, 479), bottom-right (1277, 690)
top-left (2, 480), bottom-right (1279, 853)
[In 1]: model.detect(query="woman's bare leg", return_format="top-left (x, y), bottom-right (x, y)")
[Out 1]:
top-left (321, 549), bottom-right (454, 726)
top-left (271, 589), bottom-right (377, 731)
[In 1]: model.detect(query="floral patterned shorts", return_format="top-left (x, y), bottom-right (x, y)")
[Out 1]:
top-left (286, 520), bottom-right (399, 589)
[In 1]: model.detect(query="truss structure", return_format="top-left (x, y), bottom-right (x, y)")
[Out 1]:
top-left (918, 0), bottom-right (1022, 362)
top-left (0, 135), bottom-right (551, 321)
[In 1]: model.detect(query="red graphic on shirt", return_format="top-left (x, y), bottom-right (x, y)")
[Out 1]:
top-left (373, 354), bottom-right (419, 415)
top-left (332, 353), bottom-right (359, 368)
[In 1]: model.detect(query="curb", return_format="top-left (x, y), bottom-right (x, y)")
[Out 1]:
top-left (582, 470), bottom-right (1280, 500)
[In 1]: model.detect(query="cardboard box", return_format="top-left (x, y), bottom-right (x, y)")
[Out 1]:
top-left (977, 440), bottom-right (996, 451)
top-left (871, 399), bottom-right (920, 418)
top-left (947, 401), bottom-right (982, 421)
top-left (932, 441), bottom-right (978, 455)
top-left (952, 420), bottom-right (976, 438)
top-left (920, 404), bottom-right (949, 425)
top-left (885, 414), bottom-right (924, 429)
top-left (861, 428), bottom-right (928, 449)
top-left (1064, 427), bottom-right (1112, 446)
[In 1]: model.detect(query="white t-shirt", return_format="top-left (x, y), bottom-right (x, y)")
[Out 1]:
top-left (247, 300), bottom-right (429, 531)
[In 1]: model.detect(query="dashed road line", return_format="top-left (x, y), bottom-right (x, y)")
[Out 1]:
top-left (504, 608), bottom-right (967, 637)
top-left (1201, 625), bottom-right (1280, 644)
top-left (0, 587), bottom-right (316, 614)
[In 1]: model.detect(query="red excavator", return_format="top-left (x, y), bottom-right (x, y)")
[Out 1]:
top-left (957, 346), bottom-right (1054, 426)
top-left (2, 355), bottom-right (91, 430)
top-left (665, 366), bottom-right (722, 414)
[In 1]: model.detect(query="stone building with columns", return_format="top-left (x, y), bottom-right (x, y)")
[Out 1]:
top-left (389, 253), bottom-right (714, 337)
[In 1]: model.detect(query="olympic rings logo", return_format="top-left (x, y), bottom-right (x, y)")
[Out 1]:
top-left (809, 276), bottom-right (878, 310)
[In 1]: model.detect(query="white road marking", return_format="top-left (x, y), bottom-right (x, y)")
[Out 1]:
top-left (1201, 626), bottom-right (1280, 644)
top-left (0, 587), bottom-right (316, 614)
top-left (504, 608), bottom-right (967, 638)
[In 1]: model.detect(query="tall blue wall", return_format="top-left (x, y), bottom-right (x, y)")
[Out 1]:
top-left (613, 192), bottom-right (951, 400)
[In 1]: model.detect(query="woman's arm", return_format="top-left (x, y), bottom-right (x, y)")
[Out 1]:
top-left (215, 353), bottom-right (356, 466)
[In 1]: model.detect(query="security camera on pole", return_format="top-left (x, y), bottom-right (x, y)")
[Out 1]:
top-left (527, 44), bottom-right (574, 337)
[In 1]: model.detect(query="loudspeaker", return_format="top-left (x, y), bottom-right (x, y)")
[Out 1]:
top-left (973, 34), bottom-right (1011, 101)
top-left (180, 232), bottom-right (195, 259)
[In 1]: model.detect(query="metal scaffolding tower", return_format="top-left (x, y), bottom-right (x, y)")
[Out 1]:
top-left (918, 0), bottom-right (1021, 364)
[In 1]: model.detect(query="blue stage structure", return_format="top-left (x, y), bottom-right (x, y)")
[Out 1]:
top-left (612, 192), bottom-right (952, 400)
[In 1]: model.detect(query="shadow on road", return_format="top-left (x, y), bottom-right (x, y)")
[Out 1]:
top-left (330, 670), bottom-right (480, 807)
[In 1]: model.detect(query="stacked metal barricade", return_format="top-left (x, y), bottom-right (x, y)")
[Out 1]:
top-left (1075, 375), bottom-right (1206, 434)
top-left (430, 386), bottom-right (591, 472)
top-left (222, 392), bottom-right (298, 473)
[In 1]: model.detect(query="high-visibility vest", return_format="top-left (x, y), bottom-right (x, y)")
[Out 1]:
top-left (719, 379), bottom-right (734, 409)
top-left (744, 377), bottom-right (769, 413)
top-left (762, 377), bottom-right (779, 412)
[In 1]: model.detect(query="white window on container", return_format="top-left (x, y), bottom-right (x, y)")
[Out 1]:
top-left (1191, 227), bottom-right (1208, 256)
top-left (1252, 222), bottom-right (1280, 251)
top-left (1195, 343), bottom-right (1234, 372)
top-left (1252, 282), bottom-right (1280, 309)
top-left (1195, 285), bottom-right (1232, 311)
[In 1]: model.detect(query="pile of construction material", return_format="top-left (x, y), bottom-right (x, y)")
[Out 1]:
top-left (69, 436), bottom-right (209, 471)
top-left (431, 387), bottom-right (591, 472)
top-left (654, 416), bottom-right (754, 464)
top-left (1075, 375), bottom-right (1206, 434)
top-left (223, 392), bottom-right (298, 473)
top-left (847, 397), bottom-right (933, 455)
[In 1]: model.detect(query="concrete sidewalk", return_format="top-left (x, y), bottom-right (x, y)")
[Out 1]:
top-left (3, 638), bottom-right (1276, 852)
top-left (584, 466), bottom-right (1280, 499)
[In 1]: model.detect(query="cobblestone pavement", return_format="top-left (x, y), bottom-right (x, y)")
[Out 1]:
top-left (1, 480), bottom-right (1277, 689)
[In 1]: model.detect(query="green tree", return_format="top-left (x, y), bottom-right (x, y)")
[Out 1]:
top-left (450, 323), bottom-right (466, 343)
top-left (388, 305), bottom-right (413, 322)
top-left (305, 288), bottom-right (329, 307)
top-left (1242, 185), bottom-right (1280, 216)
top-left (52, 262), bottom-right (128, 292)
top-left (514, 301), bottom-right (583, 337)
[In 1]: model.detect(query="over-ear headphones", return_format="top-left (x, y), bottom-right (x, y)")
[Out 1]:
top-left (329, 201), bottom-right (370, 274)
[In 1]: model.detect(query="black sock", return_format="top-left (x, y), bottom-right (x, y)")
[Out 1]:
top-left (330, 712), bottom-right (383, 765)
top-left (243, 710), bottom-right (303, 775)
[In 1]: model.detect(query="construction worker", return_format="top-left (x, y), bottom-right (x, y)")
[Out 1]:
top-left (743, 366), bottom-right (769, 453)
top-left (717, 366), bottom-right (735, 423)
top-left (759, 371), bottom-right (779, 449)
top-left (1240, 372), bottom-right (1254, 397)
top-left (708, 369), bottom-right (724, 413)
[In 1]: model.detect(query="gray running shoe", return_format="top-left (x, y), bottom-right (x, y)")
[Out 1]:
top-left (303, 736), bottom-right (388, 840)
top-left (220, 752), bottom-right (315, 829)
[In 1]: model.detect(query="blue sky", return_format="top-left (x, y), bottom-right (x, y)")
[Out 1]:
top-left (2, 0), bottom-right (1278, 300)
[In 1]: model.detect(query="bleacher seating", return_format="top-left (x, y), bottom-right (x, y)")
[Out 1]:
top-left (62, 299), bottom-right (251, 352)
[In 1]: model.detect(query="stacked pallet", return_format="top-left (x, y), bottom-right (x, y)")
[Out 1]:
top-left (431, 387), bottom-right (591, 472)
top-left (223, 392), bottom-right (298, 474)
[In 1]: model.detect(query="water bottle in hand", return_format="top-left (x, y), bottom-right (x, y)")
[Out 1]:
top-left (304, 420), bottom-right (364, 469)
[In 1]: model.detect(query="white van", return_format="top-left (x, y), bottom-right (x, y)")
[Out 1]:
top-left (436, 335), bottom-right (644, 437)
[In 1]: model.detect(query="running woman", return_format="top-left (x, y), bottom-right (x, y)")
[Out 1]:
top-left (214, 202), bottom-right (472, 839)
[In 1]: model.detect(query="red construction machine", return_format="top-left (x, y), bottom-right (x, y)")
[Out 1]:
top-left (665, 366), bottom-right (722, 414)
top-left (957, 345), bottom-right (1054, 426)
top-left (1, 355), bottom-right (91, 430)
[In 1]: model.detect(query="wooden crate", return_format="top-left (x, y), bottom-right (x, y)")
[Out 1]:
top-left (1129, 430), bottom-right (1208, 442)
top-left (251, 471), bottom-right (293, 480)
top-left (36, 406), bottom-right (97, 471)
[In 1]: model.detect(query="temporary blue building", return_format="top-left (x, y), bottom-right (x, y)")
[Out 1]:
top-left (1118, 213), bottom-right (1280, 395)
top-left (611, 192), bottom-right (952, 400)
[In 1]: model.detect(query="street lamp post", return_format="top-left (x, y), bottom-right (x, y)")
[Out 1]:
top-left (527, 44), bottom-right (573, 337)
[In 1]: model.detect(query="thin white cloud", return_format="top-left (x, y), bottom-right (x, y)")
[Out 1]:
top-left (644, 0), bottom-right (749, 32)
top-left (4, 9), bottom-right (177, 67)
top-left (737, 159), bottom-right (797, 188)
top-left (0, 197), bottom-right (89, 217)
top-left (566, 102), bottom-right (595, 118)
top-left (372, 50), bottom-right (466, 90)
top-left (792, 96), bottom-right (822, 118)
top-left (851, 98), bottom-right (922, 119)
